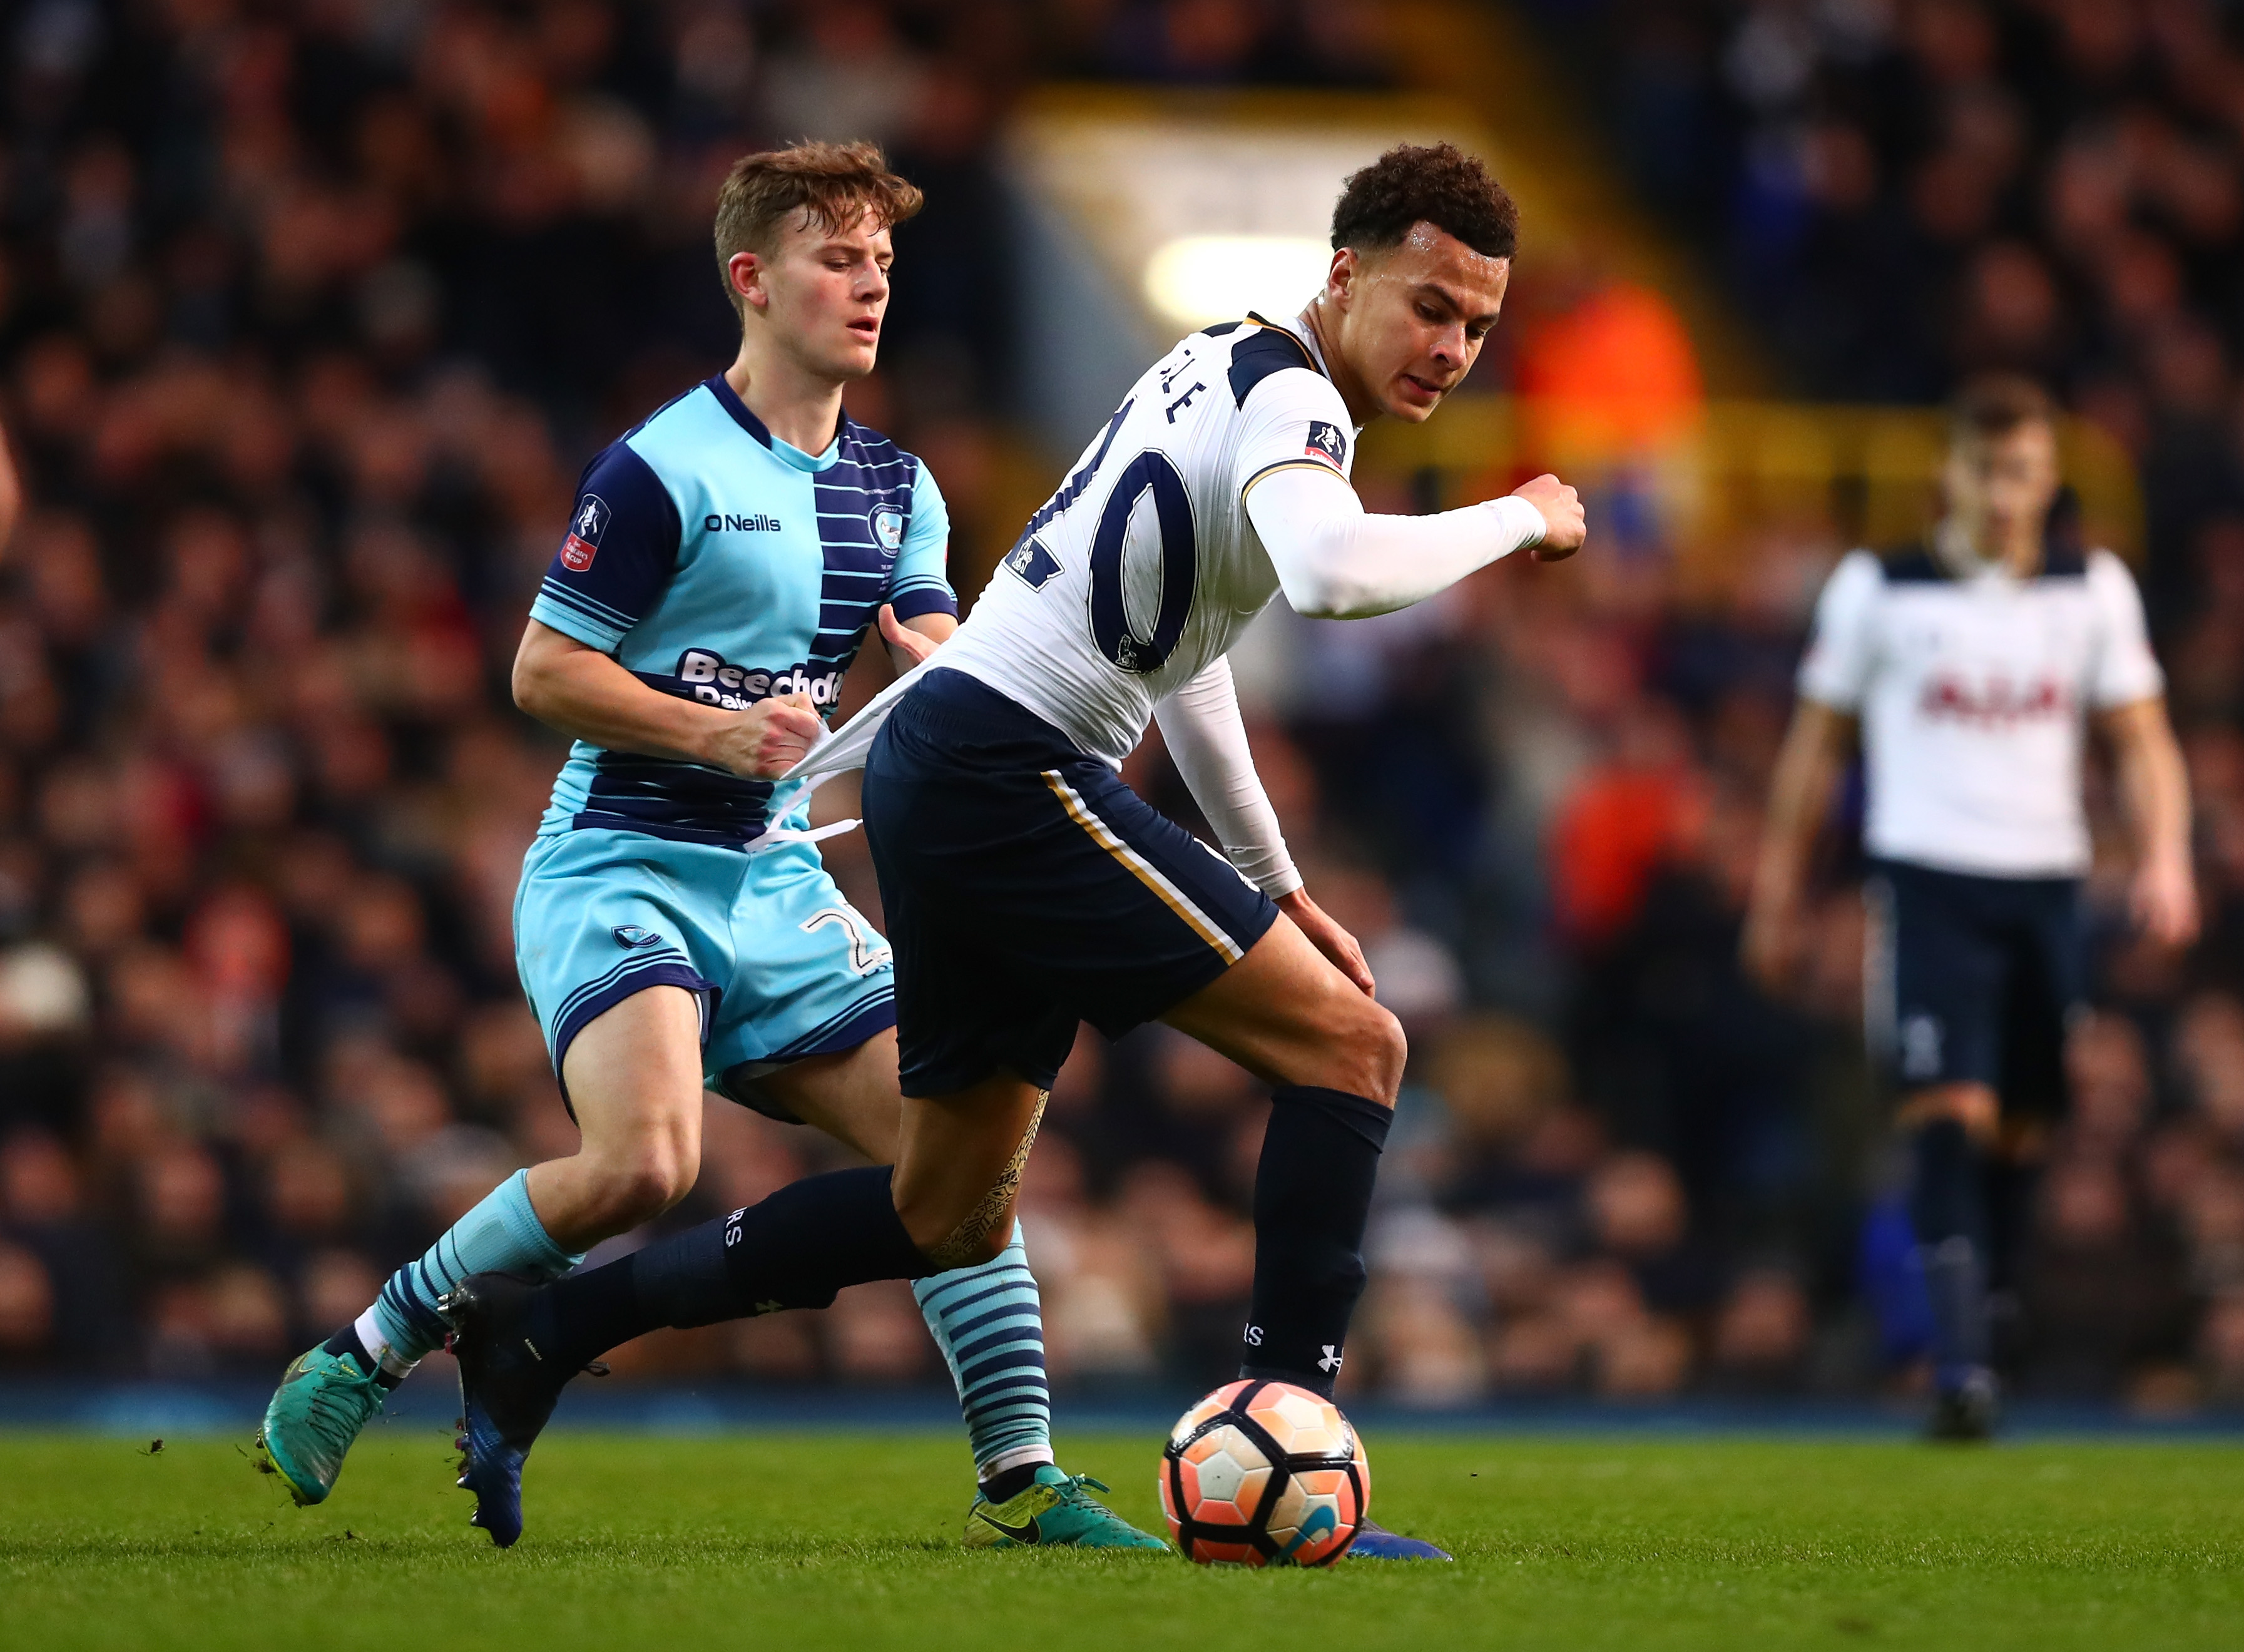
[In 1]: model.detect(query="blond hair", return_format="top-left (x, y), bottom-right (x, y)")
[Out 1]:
top-left (712, 141), bottom-right (925, 317)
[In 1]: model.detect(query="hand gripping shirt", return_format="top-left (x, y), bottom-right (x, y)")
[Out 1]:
top-left (529, 374), bottom-right (955, 847)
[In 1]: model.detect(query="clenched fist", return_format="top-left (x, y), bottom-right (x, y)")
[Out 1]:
top-left (1512, 473), bottom-right (1586, 561)
top-left (703, 691), bottom-right (824, 780)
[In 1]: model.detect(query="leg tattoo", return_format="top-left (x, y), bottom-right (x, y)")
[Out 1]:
top-left (926, 1091), bottom-right (1047, 1272)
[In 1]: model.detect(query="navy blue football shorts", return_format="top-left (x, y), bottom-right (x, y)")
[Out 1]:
top-left (861, 668), bottom-right (1279, 1098)
top-left (1864, 857), bottom-right (2086, 1113)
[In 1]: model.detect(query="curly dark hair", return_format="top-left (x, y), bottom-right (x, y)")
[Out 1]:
top-left (1330, 142), bottom-right (1519, 261)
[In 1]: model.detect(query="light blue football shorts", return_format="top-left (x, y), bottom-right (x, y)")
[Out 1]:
top-left (513, 826), bottom-right (895, 1119)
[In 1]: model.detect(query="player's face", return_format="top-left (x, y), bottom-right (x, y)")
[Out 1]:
top-left (1329, 224), bottom-right (1509, 423)
top-left (1946, 422), bottom-right (2061, 545)
top-left (742, 208), bottom-right (894, 381)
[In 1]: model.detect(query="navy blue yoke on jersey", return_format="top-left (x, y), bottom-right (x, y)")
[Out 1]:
top-left (530, 372), bottom-right (955, 847)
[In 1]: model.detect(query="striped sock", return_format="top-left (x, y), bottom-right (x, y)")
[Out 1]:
top-left (359, 1169), bottom-right (584, 1375)
top-left (912, 1221), bottom-right (1054, 1482)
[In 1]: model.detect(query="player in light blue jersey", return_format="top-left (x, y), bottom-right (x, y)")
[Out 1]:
top-left (258, 141), bottom-right (1160, 1554)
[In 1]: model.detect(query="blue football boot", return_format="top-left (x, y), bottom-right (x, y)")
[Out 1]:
top-left (439, 1272), bottom-right (593, 1548)
top-left (1349, 1517), bottom-right (1453, 1560)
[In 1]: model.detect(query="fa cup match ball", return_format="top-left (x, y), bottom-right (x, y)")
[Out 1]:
top-left (1158, 1380), bottom-right (1368, 1566)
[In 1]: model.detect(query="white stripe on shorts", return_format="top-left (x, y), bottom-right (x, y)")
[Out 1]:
top-left (1041, 770), bottom-right (1245, 964)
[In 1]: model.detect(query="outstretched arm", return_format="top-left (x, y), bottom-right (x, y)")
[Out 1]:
top-left (1155, 658), bottom-right (1374, 995)
top-left (2101, 696), bottom-right (2198, 949)
top-left (1244, 465), bottom-right (1584, 620)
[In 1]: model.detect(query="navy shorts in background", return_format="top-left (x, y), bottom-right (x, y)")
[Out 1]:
top-left (1864, 857), bottom-right (2086, 1113)
top-left (861, 668), bottom-right (1279, 1098)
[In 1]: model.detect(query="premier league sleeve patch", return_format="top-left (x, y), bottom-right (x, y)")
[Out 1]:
top-left (1305, 421), bottom-right (1347, 469)
top-left (560, 493), bottom-right (609, 571)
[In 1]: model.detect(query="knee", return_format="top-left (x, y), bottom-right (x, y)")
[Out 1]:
top-left (589, 1141), bottom-right (697, 1230)
top-left (1325, 999), bottom-right (1407, 1105)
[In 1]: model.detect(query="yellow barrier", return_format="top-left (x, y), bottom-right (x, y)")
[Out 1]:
top-left (1357, 398), bottom-right (2145, 581)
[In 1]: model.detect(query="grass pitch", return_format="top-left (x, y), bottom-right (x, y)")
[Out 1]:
top-left (1, 1426), bottom-right (2238, 1651)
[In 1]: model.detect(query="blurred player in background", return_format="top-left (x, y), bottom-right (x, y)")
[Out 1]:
top-left (1744, 375), bottom-right (2195, 1439)
top-left (442, 141), bottom-right (1586, 1558)
top-left (258, 141), bottom-right (1158, 1552)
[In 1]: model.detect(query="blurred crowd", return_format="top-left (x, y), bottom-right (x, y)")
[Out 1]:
top-left (1559, 0), bottom-right (2244, 631)
top-left (3, 0), bottom-right (2243, 1415)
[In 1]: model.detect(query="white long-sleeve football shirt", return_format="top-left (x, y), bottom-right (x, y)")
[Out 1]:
top-left (1798, 540), bottom-right (2164, 876)
top-left (787, 314), bottom-right (1546, 894)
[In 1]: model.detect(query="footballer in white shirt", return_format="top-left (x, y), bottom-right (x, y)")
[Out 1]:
top-left (783, 143), bottom-right (1581, 1554)
top-left (1743, 374), bottom-right (2195, 1439)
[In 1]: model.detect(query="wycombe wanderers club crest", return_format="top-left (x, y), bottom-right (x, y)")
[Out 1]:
top-left (870, 504), bottom-right (904, 555)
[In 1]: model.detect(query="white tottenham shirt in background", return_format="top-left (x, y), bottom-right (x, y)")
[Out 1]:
top-left (784, 313), bottom-right (1547, 899)
top-left (1797, 543), bottom-right (2165, 877)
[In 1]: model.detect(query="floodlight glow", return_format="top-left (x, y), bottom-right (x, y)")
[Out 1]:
top-left (1141, 235), bottom-right (1332, 330)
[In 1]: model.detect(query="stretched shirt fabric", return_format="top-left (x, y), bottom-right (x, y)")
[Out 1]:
top-left (786, 314), bottom-right (1544, 895)
top-left (529, 373), bottom-right (954, 849)
top-left (1798, 536), bottom-right (2163, 877)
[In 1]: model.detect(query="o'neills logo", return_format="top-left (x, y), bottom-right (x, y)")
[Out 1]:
top-left (677, 648), bottom-right (842, 710)
top-left (1918, 673), bottom-right (2070, 726)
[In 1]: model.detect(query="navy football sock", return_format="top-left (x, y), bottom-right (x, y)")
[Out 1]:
top-left (1909, 1118), bottom-right (1991, 1393)
top-left (543, 1167), bottom-right (931, 1370)
top-left (1239, 1085), bottom-right (1391, 1397)
top-left (979, 1464), bottom-right (1042, 1504)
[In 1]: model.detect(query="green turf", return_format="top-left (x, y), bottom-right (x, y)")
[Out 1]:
top-left (1, 1426), bottom-right (2238, 1651)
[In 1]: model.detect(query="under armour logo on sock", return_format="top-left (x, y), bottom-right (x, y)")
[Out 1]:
top-left (1317, 1345), bottom-right (1342, 1374)
top-left (1243, 1324), bottom-right (1263, 1347)
top-left (753, 1300), bottom-right (784, 1315)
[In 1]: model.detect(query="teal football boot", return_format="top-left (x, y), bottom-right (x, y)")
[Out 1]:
top-left (963, 1465), bottom-right (1169, 1550)
top-left (255, 1343), bottom-right (387, 1506)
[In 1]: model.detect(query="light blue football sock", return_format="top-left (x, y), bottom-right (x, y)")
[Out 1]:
top-left (912, 1221), bottom-right (1054, 1481)
top-left (359, 1170), bottom-right (584, 1372)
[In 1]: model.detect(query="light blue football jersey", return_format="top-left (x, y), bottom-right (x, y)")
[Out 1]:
top-left (527, 374), bottom-right (955, 847)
